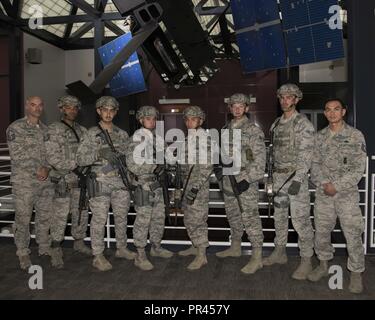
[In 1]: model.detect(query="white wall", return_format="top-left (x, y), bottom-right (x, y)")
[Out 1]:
top-left (65, 49), bottom-right (94, 86)
top-left (299, 58), bottom-right (347, 83)
top-left (23, 35), bottom-right (96, 125)
top-left (23, 33), bottom-right (66, 124)
top-left (299, 41), bottom-right (348, 83)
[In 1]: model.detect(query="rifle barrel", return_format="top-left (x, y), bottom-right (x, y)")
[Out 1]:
top-left (100, 128), bottom-right (136, 203)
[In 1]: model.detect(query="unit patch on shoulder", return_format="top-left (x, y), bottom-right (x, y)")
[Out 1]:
top-left (361, 143), bottom-right (367, 153)
top-left (7, 129), bottom-right (15, 142)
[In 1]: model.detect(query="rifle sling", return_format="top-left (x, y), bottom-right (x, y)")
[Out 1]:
top-left (274, 170), bottom-right (296, 196)
top-left (180, 164), bottom-right (195, 202)
top-left (61, 120), bottom-right (80, 143)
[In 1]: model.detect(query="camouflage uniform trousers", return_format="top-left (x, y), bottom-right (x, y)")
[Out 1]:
top-left (182, 182), bottom-right (210, 248)
top-left (222, 178), bottom-right (264, 247)
top-left (12, 180), bottom-right (54, 256)
top-left (133, 188), bottom-right (166, 249)
top-left (89, 177), bottom-right (130, 256)
top-left (314, 189), bottom-right (365, 273)
top-left (273, 173), bottom-right (314, 257)
top-left (51, 187), bottom-right (89, 243)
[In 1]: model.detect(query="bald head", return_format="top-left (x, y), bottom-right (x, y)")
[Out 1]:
top-left (25, 96), bottom-right (44, 120)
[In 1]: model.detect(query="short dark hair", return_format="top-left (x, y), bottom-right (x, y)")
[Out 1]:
top-left (324, 98), bottom-right (347, 110)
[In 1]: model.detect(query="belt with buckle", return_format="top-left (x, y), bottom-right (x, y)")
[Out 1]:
top-left (135, 175), bottom-right (156, 183)
top-left (67, 182), bottom-right (79, 188)
top-left (96, 171), bottom-right (119, 178)
top-left (274, 167), bottom-right (295, 174)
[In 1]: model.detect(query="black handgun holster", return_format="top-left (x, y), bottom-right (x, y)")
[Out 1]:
top-left (87, 173), bottom-right (101, 199)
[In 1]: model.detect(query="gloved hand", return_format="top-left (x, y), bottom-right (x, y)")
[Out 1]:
top-left (288, 180), bottom-right (301, 195)
top-left (213, 165), bottom-right (223, 181)
top-left (73, 167), bottom-right (91, 187)
top-left (185, 187), bottom-right (199, 205)
top-left (72, 166), bottom-right (84, 177)
top-left (98, 147), bottom-right (118, 166)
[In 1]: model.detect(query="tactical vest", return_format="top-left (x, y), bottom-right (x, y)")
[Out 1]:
top-left (94, 127), bottom-right (126, 175)
top-left (273, 114), bottom-right (304, 169)
top-left (227, 118), bottom-right (254, 169)
top-left (63, 124), bottom-right (85, 161)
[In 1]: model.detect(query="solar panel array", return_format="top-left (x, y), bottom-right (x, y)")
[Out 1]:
top-left (98, 33), bottom-right (147, 98)
top-left (231, 0), bottom-right (345, 73)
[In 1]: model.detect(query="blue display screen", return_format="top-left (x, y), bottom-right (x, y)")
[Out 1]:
top-left (98, 32), bottom-right (147, 98)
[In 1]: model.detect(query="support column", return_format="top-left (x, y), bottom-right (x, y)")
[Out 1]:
top-left (94, 18), bottom-right (105, 78)
top-left (347, 0), bottom-right (375, 253)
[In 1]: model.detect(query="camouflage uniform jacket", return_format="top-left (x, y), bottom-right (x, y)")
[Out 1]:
top-left (311, 122), bottom-right (366, 193)
top-left (226, 116), bottom-right (266, 183)
top-left (181, 128), bottom-right (213, 193)
top-left (271, 111), bottom-right (315, 182)
top-left (126, 128), bottom-right (160, 187)
top-left (46, 120), bottom-right (87, 184)
top-left (76, 124), bottom-right (129, 177)
top-left (6, 117), bottom-right (50, 184)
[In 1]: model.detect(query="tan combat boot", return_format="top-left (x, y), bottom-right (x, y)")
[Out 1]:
top-left (307, 260), bottom-right (328, 282)
top-left (349, 272), bottom-right (363, 294)
top-left (215, 240), bottom-right (242, 258)
top-left (73, 239), bottom-right (92, 256)
top-left (187, 247), bottom-right (208, 271)
top-left (38, 247), bottom-right (51, 257)
top-left (116, 247), bottom-right (136, 260)
top-left (241, 247), bottom-right (263, 274)
top-left (263, 245), bottom-right (288, 266)
top-left (50, 247), bottom-right (64, 269)
top-left (93, 254), bottom-right (112, 271)
top-left (292, 257), bottom-right (312, 280)
top-left (150, 245), bottom-right (174, 258)
top-left (178, 246), bottom-right (197, 257)
top-left (134, 249), bottom-right (154, 271)
top-left (18, 254), bottom-right (32, 270)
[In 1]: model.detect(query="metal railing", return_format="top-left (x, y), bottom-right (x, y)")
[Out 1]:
top-left (0, 147), bottom-right (372, 253)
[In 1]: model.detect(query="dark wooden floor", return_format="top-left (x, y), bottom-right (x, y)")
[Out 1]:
top-left (0, 239), bottom-right (374, 300)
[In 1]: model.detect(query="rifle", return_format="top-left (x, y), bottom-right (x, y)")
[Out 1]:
top-left (266, 119), bottom-right (298, 217)
top-left (265, 119), bottom-right (279, 218)
top-left (74, 166), bottom-right (91, 226)
top-left (60, 120), bottom-right (89, 224)
top-left (167, 163), bottom-right (195, 225)
top-left (265, 147), bottom-right (274, 218)
top-left (230, 174), bottom-right (246, 213)
top-left (174, 163), bottom-right (212, 217)
top-left (171, 162), bottom-right (184, 225)
top-left (214, 162), bottom-right (246, 213)
top-left (214, 155), bottom-right (249, 214)
top-left (99, 127), bottom-right (136, 203)
top-left (154, 164), bottom-right (172, 225)
top-left (214, 121), bottom-right (247, 213)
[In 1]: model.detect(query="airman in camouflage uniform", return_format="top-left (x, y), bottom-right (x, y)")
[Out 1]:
top-left (176, 106), bottom-right (213, 270)
top-left (126, 106), bottom-right (173, 271)
top-left (308, 99), bottom-right (366, 294)
top-left (45, 95), bottom-right (91, 269)
top-left (263, 84), bottom-right (315, 280)
top-left (76, 96), bottom-right (136, 271)
top-left (214, 94), bottom-right (266, 275)
top-left (6, 96), bottom-right (54, 270)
